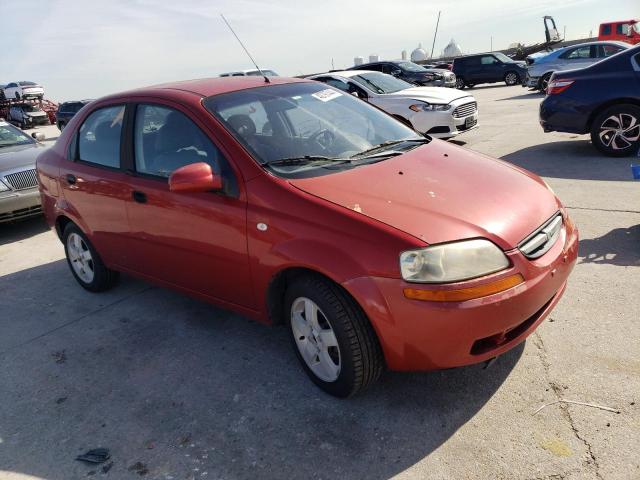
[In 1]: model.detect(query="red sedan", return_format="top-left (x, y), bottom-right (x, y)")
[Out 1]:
top-left (36, 77), bottom-right (578, 397)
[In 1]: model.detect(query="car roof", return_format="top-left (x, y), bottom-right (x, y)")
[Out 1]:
top-left (310, 70), bottom-right (378, 79)
top-left (97, 76), bottom-right (309, 102)
top-left (557, 40), bottom-right (630, 50)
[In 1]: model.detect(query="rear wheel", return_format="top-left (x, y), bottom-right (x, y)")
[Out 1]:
top-left (590, 104), bottom-right (640, 157)
top-left (539, 73), bottom-right (552, 92)
top-left (504, 71), bottom-right (520, 86)
top-left (58, 122), bottom-right (65, 131)
top-left (455, 77), bottom-right (465, 89)
top-left (285, 274), bottom-right (384, 397)
top-left (63, 224), bottom-right (119, 292)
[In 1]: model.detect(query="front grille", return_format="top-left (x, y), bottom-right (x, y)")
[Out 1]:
top-left (453, 102), bottom-right (477, 118)
top-left (4, 169), bottom-right (38, 190)
top-left (519, 213), bottom-right (563, 259)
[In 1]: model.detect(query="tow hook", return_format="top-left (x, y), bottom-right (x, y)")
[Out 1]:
top-left (483, 356), bottom-right (498, 369)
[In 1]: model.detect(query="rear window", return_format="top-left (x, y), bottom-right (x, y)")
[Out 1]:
top-left (19, 81), bottom-right (37, 86)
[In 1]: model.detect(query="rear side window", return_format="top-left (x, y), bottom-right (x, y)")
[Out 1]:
top-left (600, 44), bottom-right (624, 58)
top-left (133, 105), bottom-right (238, 195)
top-left (480, 56), bottom-right (498, 65)
top-left (77, 105), bottom-right (124, 168)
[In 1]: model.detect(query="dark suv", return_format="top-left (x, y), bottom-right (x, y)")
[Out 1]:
top-left (348, 60), bottom-right (456, 87)
top-left (56, 100), bottom-right (92, 130)
top-left (452, 53), bottom-right (527, 89)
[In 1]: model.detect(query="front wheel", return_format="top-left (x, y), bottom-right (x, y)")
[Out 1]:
top-left (504, 71), bottom-right (520, 86)
top-left (63, 224), bottom-right (119, 292)
top-left (455, 77), bottom-right (465, 89)
top-left (285, 274), bottom-right (384, 397)
top-left (590, 104), bottom-right (640, 157)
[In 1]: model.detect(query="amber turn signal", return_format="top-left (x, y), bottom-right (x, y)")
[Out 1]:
top-left (403, 273), bottom-right (525, 302)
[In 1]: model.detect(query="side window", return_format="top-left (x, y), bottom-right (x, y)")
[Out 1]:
top-left (480, 56), bottom-right (497, 65)
top-left (324, 78), bottom-right (350, 92)
top-left (366, 64), bottom-right (383, 72)
top-left (77, 105), bottom-right (124, 168)
top-left (601, 24), bottom-right (612, 35)
top-left (134, 105), bottom-right (238, 196)
top-left (600, 45), bottom-right (624, 58)
top-left (380, 64), bottom-right (393, 74)
top-left (7, 83), bottom-right (16, 88)
top-left (563, 46), bottom-right (591, 59)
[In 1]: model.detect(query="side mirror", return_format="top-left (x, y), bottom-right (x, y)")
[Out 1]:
top-left (169, 162), bottom-right (222, 193)
top-left (32, 132), bottom-right (45, 141)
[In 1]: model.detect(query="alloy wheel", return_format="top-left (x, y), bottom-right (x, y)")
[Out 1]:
top-left (67, 233), bottom-right (95, 283)
top-left (290, 297), bottom-right (341, 382)
top-left (455, 78), bottom-right (465, 89)
top-left (505, 72), bottom-right (518, 85)
top-left (599, 113), bottom-right (640, 151)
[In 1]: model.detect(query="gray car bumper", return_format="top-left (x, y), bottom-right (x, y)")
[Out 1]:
top-left (0, 188), bottom-right (42, 223)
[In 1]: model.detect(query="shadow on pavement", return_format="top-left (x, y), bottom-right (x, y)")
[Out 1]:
top-left (497, 92), bottom-right (544, 101)
top-left (579, 224), bottom-right (640, 267)
top-left (501, 140), bottom-right (636, 181)
top-left (0, 215), bottom-right (49, 246)
top-left (0, 260), bottom-right (524, 479)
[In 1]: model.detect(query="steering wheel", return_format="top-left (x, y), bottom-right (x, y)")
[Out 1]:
top-left (309, 129), bottom-right (336, 151)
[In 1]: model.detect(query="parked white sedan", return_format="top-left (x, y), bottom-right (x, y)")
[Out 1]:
top-left (2, 81), bottom-right (45, 100)
top-left (309, 70), bottom-right (478, 139)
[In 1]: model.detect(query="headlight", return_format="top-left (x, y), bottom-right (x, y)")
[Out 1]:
top-left (409, 103), bottom-right (452, 112)
top-left (400, 239), bottom-right (510, 283)
top-left (0, 180), bottom-right (10, 192)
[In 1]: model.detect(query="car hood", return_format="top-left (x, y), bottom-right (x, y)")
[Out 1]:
top-left (384, 86), bottom-right (472, 103)
top-left (288, 140), bottom-right (559, 249)
top-left (0, 143), bottom-right (50, 172)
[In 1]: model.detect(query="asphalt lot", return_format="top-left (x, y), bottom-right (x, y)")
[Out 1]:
top-left (1, 85), bottom-right (639, 480)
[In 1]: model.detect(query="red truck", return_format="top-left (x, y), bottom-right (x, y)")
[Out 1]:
top-left (598, 19), bottom-right (640, 44)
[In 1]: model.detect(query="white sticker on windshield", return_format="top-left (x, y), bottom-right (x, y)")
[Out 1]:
top-left (311, 89), bottom-right (342, 102)
top-left (0, 121), bottom-right (8, 126)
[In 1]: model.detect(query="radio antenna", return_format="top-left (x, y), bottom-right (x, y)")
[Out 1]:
top-left (220, 14), bottom-right (270, 83)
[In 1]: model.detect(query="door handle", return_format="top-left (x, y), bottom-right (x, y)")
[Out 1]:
top-left (65, 174), bottom-right (77, 185)
top-left (132, 190), bottom-right (147, 203)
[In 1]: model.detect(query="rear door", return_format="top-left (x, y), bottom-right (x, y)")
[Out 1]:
top-left (558, 45), bottom-right (596, 70)
top-left (58, 104), bottom-right (131, 266)
top-left (122, 101), bottom-right (253, 307)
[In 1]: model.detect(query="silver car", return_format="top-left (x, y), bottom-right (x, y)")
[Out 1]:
top-left (525, 41), bottom-right (629, 91)
top-left (0, 121), bottom-right (49, 222)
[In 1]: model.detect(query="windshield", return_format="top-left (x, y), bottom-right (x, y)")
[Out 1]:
top-left (397, 62), bottom-right (426, 72)
top-left (0, 122), bottom-right (35, 147)
top-left (20, 104), bottom-right (38, 112)
top-left (493, 52), bottom-right (515, 63)
top-left (351, 72), bottom-right (413, 94)
top-left (204, 82), bottom-right (422, 178)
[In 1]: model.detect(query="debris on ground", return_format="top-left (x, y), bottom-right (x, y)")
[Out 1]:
top-left (52, 350), bottom-right (67, 364)
top-left (55, 396), bottom-right (67, 404)
top-left (533, 399), bottom-right (620, 415)
top-left (75, 448), bottom-right (111, 464)
top-left (128, 461), bottom-right (149, 476)
top-left (101, 462), bottom-right (113, 473)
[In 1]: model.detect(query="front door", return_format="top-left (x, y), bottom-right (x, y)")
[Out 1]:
top-left (123, 102), bottom-right (253, 308)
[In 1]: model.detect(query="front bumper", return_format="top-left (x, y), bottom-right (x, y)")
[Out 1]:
top-left (343, 215), bottom-right (579, 371)
top-left (410, 99), bottom-right (479, 139)
top-left (524, 73), bottom-right (540, 88)
top-left (0, 187), bottom-right (42, 223)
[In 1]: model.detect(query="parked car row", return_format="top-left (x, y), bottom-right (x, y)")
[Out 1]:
top-left (540, 43), bottom-right (640, 157)
top-left (347, 60), bottom-right (456, 88)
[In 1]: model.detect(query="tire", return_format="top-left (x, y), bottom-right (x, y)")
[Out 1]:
top-left (15, 92), bottom-right (20, 100)
top-left (58, 122), bottom-right (65, 131)
top-left (455, 77), bottom-right (465, 89)
top-left (504, 71), bottom-right (520, 86)
top-left (285, 274), bottom-right (384, 398)
top-left (590, 104), bottom-right (640, 157)
top-left (538, 73), bottom-right (552, 92)
top-left (62, 223), bottom-right (119, 292)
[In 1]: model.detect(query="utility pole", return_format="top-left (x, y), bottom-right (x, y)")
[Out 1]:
top-left (491, 36), bottom-right (493, 51)
top-left (430, 11), bottom-right (441, 59)
top-left (563, 25), bottom-right (566, 40)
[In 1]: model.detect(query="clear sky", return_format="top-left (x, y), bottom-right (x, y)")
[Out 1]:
top-left (2, 0), bottom-right (638, 101)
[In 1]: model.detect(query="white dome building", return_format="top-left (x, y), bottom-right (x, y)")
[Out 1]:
top-left (410, 43), bottom-right (428, 62)
top-left (443, 38), bottom-right (462, 57)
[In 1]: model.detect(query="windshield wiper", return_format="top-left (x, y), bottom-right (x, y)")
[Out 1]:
top-left (351, 138), bottom-right (430, 158)
top-left (264, 155), bottom-right (351, 167)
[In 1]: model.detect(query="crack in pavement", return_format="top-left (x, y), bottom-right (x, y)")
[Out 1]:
top-left (565, 206), bottom-right (640, 214)
top-left (532, 332), bottom-right (603, 480)
top-left (0, 286), bottom-right (153, 356)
